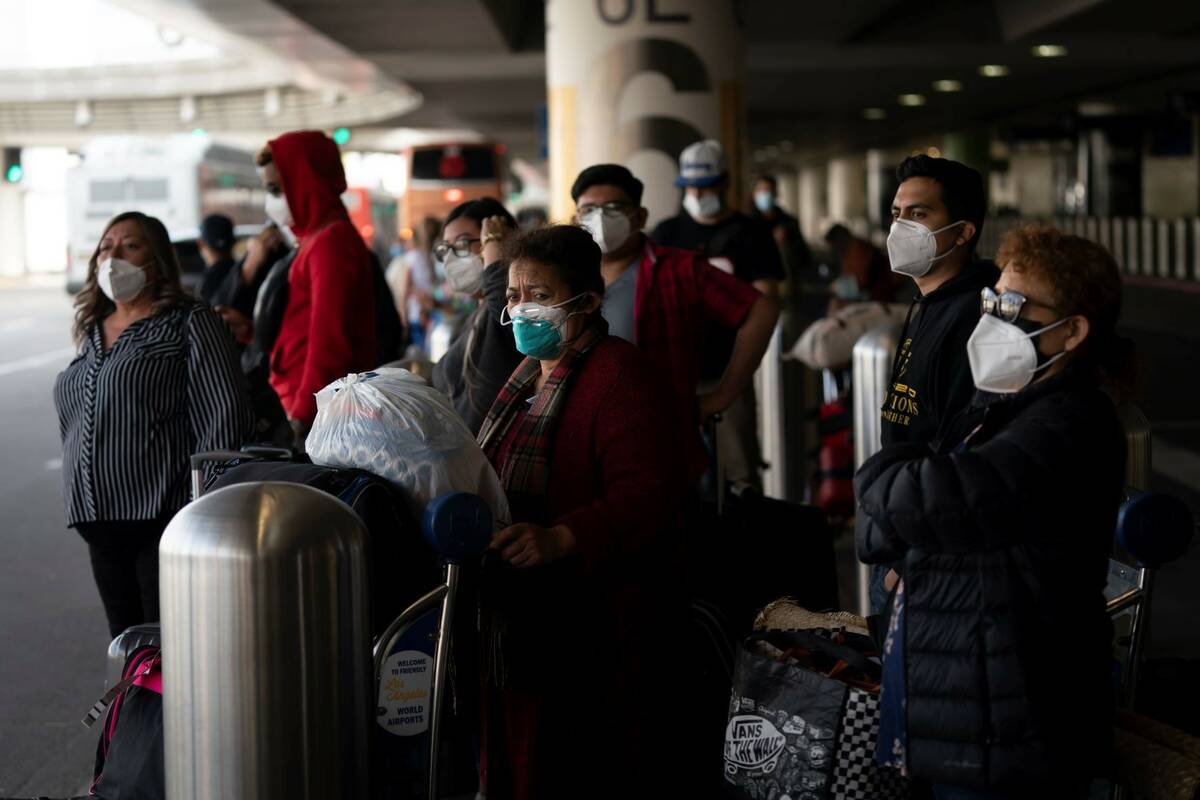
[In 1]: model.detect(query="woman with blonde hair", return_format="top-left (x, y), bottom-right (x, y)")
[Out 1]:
top-left (54, 211), bottom-right (252, 637)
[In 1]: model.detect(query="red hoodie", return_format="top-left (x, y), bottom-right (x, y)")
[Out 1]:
top-left (268, 131), bottom-right (377, 424)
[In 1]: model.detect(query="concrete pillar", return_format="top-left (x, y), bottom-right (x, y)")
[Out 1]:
top-left (865, 149), bottom-right (892, 231)
top-left (827, 156), bottom-right (867, 230)
top-left (1010, 149), bottom-right (1056, 217)
top-left (798, 164), bottom-right (827, 244)
top-left (545, 0), bottom-right (745, 227)
top-left (775, 170), bottom-right (799, 217)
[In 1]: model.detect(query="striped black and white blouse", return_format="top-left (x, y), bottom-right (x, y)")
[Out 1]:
top-left (54, 302), bottom-right (253, 526)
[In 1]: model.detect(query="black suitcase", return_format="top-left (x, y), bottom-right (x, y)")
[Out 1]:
top-left (202, 453), bottom-right (440, 636)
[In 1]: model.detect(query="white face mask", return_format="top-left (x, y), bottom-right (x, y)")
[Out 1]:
top-left (444, 253), bottom-right (485, 295)
top-left (753, 191), bottom-right (775, 213)
top-left (264, 191), bottom-right (294, 230)
top-left (580, 210), bottom-right (632, 255)
top-left (886, 218), bottom-right (966, 278)
top-left (683, 192), bottom-right (722, 220)
top-left (97, 257), bottom-right (150, 303)
top-left (967, 313), bottom-right (1071, 393)
top-left (500, 293), bottom-right (588, 327)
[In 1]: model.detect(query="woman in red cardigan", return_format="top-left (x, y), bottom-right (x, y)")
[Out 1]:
top-left (476, 224), bottom-right (686, 799)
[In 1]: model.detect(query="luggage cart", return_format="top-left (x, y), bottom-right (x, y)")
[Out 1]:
top-left (1105, 491), bottom-right (1194, 710)
top-left (1104, 490), bottom-right (1193, 800)
top-left (176, 449), bottom-right (492, 800)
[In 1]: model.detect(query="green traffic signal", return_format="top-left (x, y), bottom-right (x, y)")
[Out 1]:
top-left (4, 163), bottom-right (22, 183)
top-left (332, 127), bottom-right (351, 146)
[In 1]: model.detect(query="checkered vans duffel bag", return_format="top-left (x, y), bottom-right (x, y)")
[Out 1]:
top-left (830, 686), bottom-right (909, 800)
top-left (724, 629), bottom-right (909, 800)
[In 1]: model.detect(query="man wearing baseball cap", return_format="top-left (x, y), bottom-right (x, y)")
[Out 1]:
top-left (652, 139), bottom-right (785, 488)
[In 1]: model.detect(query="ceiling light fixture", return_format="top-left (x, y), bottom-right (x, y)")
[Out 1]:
top-left (979, 64), bottom-right (1010, 77)
top-left (898, 94), bottom-right (927, 107)
top-left (863, 107), bottom-right (887, 120)
top-left (933, 79), bottom-right (962, 92)
top-left (1032, 44), bottom-right (1068, 58)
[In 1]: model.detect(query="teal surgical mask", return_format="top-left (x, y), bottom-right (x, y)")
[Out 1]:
top-left (501, 293), bottom-right (587, 360)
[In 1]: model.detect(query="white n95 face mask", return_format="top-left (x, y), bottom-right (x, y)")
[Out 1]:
top-left (887, 218), bottom-right (966, 278)
top-left (97, 257), bottom-right (149, 303)
top-left (581, 210), bottom-right (632, 254)
top-left (444, 253), bottom-right (485, 295)
top-left (683, 192), bottom-right (722, 220)
top-left (967, 313), bottom-right (1070, 393)
top-left (264, 191), bottom-right (294, 230)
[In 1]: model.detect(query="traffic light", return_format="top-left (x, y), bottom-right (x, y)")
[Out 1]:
top-left (332, 127), bottom-right (351, 146)
top-left (3, 148), bottom-right (22, 183)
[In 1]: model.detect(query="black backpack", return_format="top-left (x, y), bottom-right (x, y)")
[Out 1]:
top-left (89, 643), bottom-right (164, 800)
top-left (207, 458), bottom-right (439, 633)
top-left (248, 248), bottom-right (405, 370)
top-left (368, 251), bottom-right (406, 365)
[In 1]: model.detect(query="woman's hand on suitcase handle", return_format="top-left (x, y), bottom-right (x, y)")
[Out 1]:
top-left (490, 523), bottom-right (576, 568)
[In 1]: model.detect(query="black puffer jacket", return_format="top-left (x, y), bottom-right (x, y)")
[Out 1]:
top-left (432, 259), bottom-right (523, 435)
top-left (856, 365), bottom-right (1124, 789)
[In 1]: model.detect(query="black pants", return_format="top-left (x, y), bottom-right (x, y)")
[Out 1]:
top-left (75, 519), bottom-right (168, 639)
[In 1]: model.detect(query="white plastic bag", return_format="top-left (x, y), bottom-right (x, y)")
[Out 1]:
top-left (787, 302), bottom-right (910, 369)
top-left (306, 368), bottom-right (511, 528)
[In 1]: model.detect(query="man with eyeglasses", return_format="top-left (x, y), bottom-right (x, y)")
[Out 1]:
top-left (868, 155), bottom-right (999, 611)
top-left (571, 163), bottom-right (780, 480)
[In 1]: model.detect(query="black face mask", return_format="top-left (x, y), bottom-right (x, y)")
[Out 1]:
top-left (1011, 316), bottom-right (1056, 367)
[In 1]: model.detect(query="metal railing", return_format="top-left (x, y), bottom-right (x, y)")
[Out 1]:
top-left (977, 215), bottom-right (1200, 283)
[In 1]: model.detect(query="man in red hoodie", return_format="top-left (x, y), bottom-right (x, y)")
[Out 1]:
top-left (257, 130), bottom-right (377, 443)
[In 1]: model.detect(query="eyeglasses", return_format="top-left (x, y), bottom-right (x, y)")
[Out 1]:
top-left (980, 287), bottom-right (1028, 323)
top-left (981, 286), bottom-right (1065, 323)
top-left (434, 237), bottom-right (480, 260)
top-left (577, 201), bottom-right (632, 219)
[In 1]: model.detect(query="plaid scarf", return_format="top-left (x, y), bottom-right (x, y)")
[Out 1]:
top-left (477, 316), bottom-right (607, 517)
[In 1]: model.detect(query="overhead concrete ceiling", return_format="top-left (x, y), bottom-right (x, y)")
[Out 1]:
top-left (0, 0), bottom-right (421, 141)
top-left (266, 0), bottom-right (1200, 166)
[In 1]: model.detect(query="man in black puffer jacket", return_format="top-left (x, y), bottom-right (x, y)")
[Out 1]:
top-left (856, 225), bottom-right (1129, 796)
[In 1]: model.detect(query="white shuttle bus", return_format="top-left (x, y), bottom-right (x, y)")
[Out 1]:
top-left (65, 135), bottom-right (263, 293)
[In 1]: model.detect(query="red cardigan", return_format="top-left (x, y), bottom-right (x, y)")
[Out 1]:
top-left (495, 335), bottom-right (685, 574)
top-left (482, 335), bottom-right (687, 797)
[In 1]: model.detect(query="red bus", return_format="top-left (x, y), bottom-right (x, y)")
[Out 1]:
top-left (401, 143), bottom-right (505, 236)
